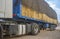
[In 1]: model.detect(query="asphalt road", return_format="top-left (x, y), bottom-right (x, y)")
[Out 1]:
top-left (4, 30), bottom-right (60, 39)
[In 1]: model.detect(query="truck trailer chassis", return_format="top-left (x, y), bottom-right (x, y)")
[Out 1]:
top-left (0, 18), bottom-right (56, 39)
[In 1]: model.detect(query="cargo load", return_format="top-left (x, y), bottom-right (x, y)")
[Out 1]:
top-left (22, 0), bottom-right (58, 24)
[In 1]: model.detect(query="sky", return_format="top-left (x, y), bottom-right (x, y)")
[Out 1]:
top-left (45, 0), bottom-right (60, 22)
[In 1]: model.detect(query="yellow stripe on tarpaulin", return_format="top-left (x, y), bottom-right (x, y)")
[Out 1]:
top-left (42, 13), bottom-right (58, 24)
top-left (22, 5), bottom-right (43, 20)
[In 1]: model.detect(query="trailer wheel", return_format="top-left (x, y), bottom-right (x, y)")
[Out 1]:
top-left (31, 23), bottom-right (39, 35)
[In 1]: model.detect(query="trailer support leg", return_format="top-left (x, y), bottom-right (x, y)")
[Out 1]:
top-left (9, 26), bottom-right (13, 38)
top-left (0, 26), bottom-right (3, 39)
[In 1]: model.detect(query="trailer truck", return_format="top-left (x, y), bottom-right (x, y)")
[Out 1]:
top-left (0, 0), bottom-right (58, 38)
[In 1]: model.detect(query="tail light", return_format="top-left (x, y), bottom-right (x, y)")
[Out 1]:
top-left (13, 14), bottom-right (16, 16)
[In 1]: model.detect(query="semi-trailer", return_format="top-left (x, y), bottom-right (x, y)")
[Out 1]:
top-left (0, 0), bottom-right (58, 39)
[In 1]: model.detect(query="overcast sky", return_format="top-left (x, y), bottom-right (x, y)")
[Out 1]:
top-left (45, 0), bottom-right (60, 22)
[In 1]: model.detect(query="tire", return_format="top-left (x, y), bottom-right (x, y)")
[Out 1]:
top-left (31, 23), bottom-right (39, 35)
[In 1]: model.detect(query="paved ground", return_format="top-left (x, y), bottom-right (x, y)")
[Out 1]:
top-left (4, 30), bottom-right (60, 39)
